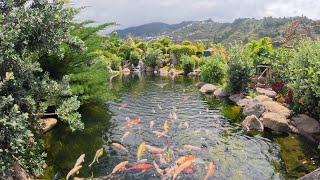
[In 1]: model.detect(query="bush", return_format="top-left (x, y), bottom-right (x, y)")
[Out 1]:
top-left (129, 50), bottom-right (141, 66)
top-left (145, 49), bottom-right (163, 68)
top-left (109, 54), bottom-right (122, 70)
top-left (181, 55), bottom-right (195, 75)
top-left (246, 37), bottom-right (276, 66)
top-left (199, 56), bottom-right (226, 84)
top-left (169, 44), bottom-right (197, 63)
top-left (290, 40), bottom-right (320, 119)
top-left (226, 45), bottom-right (254, 93)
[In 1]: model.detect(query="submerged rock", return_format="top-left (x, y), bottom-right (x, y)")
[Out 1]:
top-left (262, 112), bottom-right (290, 132)
top-left (214, 88), bottom-right (230, 97)
top-left (291, 114), bottom-right (320, 142)
top-left (199, 84), bottom-right (217, 94)
top-left (196, 82), bottom-right (206, 89)
top-left (262, 101), bottom-right (291, 118)
top-left (256, 88), bottom-right (277, 98)
top-left (243, 99), bottom-right (265, 118)
top-left (242, 115), bottom-right (264, 133)
top-left (39, 118), bottom-right (57, 133)
top-left (254, 95), bottom-right (273, 102)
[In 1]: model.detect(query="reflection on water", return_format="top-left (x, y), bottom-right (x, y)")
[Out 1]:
top-left (44, 73), bottom-right (319, 180)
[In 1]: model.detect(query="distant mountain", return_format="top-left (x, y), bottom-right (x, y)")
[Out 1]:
top-left (112, 17), bottom-right (320, 44)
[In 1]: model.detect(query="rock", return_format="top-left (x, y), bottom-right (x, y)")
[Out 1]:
top-left (8, 162), bottom-right (32, 180)
top-left (291, 114), bottom-right (320, 142)
top-left (256, 88), bottom-right (277, 98)
top-left (214, 88), bottom-right (230, 97)
top-left (122, 68), bottom-right (130, 72)
top-left (229, 94), bottom-right (253, 107)
top-left (262, 112), bottom-right (290, 132)
top-left (39, 118), bottom-right (57, 133)
top-left (199, 84), bottom-right (217, 94)
top-left (288, 124), bottom-right (299, 134)
top-left (187, 72), bottom-right (199, 77)
top-left (159, 68), bottom-right (168, 76)
top-left (299, 167), bottom-right (320, 180)
top-left (262, 101), bottom-right (291, 118)
top-left (168, 69), bottom-right (175, 76)
top-left (254, 95), bottom-right (273, 102)
top-left (243, 99), bottom-right (265, 118)
top-left (146, 66), bottom-right (154, 72)
top-left (242, 115), bottom-right (264, 133)
top-left (196, 82), bottom-right (206, 89)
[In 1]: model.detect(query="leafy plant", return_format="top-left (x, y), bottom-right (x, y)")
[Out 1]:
top-left (246, 37), bottom-right (276, 66)
top-left (109, 54), bottom-right (123, 71)
top-left (144, 49), bottom-right (163, 68)
top-left (199, 56), bottom-right (226, 84)
top-left (181, 55), bottom-right (195, 75)
top-left (226, 45), bottom-right (254, 93)
top-left (129, 50), bottom-right (141, 66)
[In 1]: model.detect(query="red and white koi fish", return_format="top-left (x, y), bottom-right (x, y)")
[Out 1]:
top-left (119, 104), bottom-right (127, 110)
top-left (122, 118), bottom-right (141, 129)
top-left (125, 164), bottom-right (152, 173)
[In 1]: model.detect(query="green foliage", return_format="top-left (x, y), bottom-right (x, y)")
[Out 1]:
top-left (273, 48), bottom-right (294, 82)
top-left (145, 49), bottom-right (163, 68)
top-left (290, 40), bottom-right (320, 119)
top-left (227, 45), bottom-right (254, 93)
top-left (129, 50), bottom-right (141, 66)
top-left (181, 55), bottom-right (195, 75)
top-left (109, 54), bottom-right (122, 71)
top-left (0, 0), bottom-right (84, 177)
top-left (182, 40), bottom-right (193, 45)
top-left (246, 37), bottom-right (276, 66)
top-left (169, 44), bottom-right (197, 63)
top-left (199, 56), bottom-right (226, 84)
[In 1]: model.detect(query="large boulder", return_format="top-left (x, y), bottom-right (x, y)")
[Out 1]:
top-left (262, 101), bottom-right (291, 118)
top-left (299, 167), bottom-right (320, 180)
top-left (243, 99), bottom-right (265, 118)
top-left (254, 95), bottom-right (273, 102)
top-left (262, 112), bottom-right (290, 132)
top-left (39, 118), bottom-right (57, 133)
top-left (256, 88), bottom-right (277, 98)
top-left (199, 84), bottom-right (217, 94)
top-left (196, 82), bottom-right (206, 89)
top-left (229, 94), bottom-right (253, 107)
top-left (214, 88), bottom-right (230, 98)
top-left (291, 114), bottom-right (320, 142)
top-left (242, 115), bottom-right (264, 133)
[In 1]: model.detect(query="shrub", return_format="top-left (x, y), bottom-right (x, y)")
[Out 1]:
top-left (169, 44), bottom-right (197, 63)
top-left (199, 56), bottom-right (226, 84)
top-left (129, 50), bottom-right (141, 66)
top-left (290, 40), bottom-right (320, 119)
top-left (145, 49), bottom-right (163, 68)
top-left (246, 37), bottom-right (276, 66)
top-left (181, 55), bottom-right (195, 75)
top-left (109, 54), bottom-right (122, 70)
top-left (226, 45), bottom-right (254, 93)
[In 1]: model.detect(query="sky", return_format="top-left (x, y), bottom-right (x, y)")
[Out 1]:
top-left (71, 0), bottom-right (320, 31)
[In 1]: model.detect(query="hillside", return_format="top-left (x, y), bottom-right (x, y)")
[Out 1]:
top-left (113, 17), bottom-right (320, 44)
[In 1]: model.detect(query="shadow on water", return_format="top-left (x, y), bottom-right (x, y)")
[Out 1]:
top-left (44, 73), bottom-right (320, 179)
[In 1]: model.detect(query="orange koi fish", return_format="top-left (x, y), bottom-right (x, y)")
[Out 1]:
top-left (122, 118), bottom-right (141, 129)
top-left (145, 145), bottom-right (166, 155)
top-left (204, 161), bottom-right (215, 180)
top-left (119, 104), bottom-right (127, 110)
top-left (184, 145), bottom-right (201, 151)
top-left (173, 158), bottom-right (197, 179)
top-left (111, 161), bottom-right (129, 174)
top-left (125, 164), bottom-right (152, 172)
top-left (112, 143), bottom-right (129, 152)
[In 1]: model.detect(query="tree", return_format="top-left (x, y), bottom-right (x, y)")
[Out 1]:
top-left (246, 37), bottom-right (276, 66)
top-left (0, 0), bottom-right (84, 177)
top-left (144, 49), bottom-right (163, 68)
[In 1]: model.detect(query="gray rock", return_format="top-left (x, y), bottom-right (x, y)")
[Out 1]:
top-left (243, 99), bottom-right (265, 118)
top-left (254, 95), bottom-right (273, 102)
top-left (229, 94), bottom-right (253, 107)
top-left (187, 72), bottom-right (199, 77)
top-left (199, 84), bottom-right (217, 94)
top-left (262, 101), bottom-right (291, 118)
top-left (262, 112), bottom-right (290, 132)
top-left (196, 82), bottom-right (206, 89)
top-left (214, 88), bottom-right (230, 97)
top-left (242, 115), bottom-right (264, 133)
top-left (256, 88), bottom-right (277, 98)
top-left (299, 167), bottom-right (320, 180)
top-left (291, 114), bottom-right (320, 142)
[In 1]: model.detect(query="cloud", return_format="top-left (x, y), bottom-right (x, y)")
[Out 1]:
top-left (71, 0), bottom-right (320, 31)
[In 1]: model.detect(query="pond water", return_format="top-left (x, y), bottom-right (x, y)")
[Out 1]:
top-left (44, 73), bottom-right (320, 180)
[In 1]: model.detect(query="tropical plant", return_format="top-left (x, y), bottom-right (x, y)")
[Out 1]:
top-left (130, 50), bottom-right (141, 66)
top-left (0, 0), bottom-right (84, 177)
top-left (145, 49), bottom-right (163, 68)
top-left (199, 56), bottom-right (226, 84)
top-left (181, 55), bottom-right (196, 75)
top-left (109, 54), bottom-right (123, 71)
top-left (169, 44), bottom-right (197, 63)
top-left (210, 43), bottom-right (228, 62)
top-left (246, 37), bottom-right (276, 66)
top-left (226, 45), bottom-right (254, 93)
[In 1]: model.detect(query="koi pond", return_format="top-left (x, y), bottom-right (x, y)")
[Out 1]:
top-left (44, 73), bottom-right (319, 180)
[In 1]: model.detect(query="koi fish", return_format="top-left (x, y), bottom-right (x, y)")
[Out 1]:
top-left (175, 155), bottom-right (196, 165)
top-left (119, 104), bottom-right (127, 110)
top-left (204, 161), bottom-right (215, 180)
top-left (111, 161), bottom-right (129, 174)
top-left (137, 142), bottom-right (146, 160)
top-left (126, 164), bottom-right (152, 172)
top-left (121, 132), bottom-right (130, 142)
top-left (184, 145), bottom-right (201, 151)
top-left (66, 165), bottom-right (82, 180)
top-left (74, 154), bottom-right (85, 168)
top-left (164, 120), bottom-right (169, 131)
top-left (158, 104), bottom-right (162, 110)
top-left (173, 159), bottom-right (197, 179)
top-left (89, 148), bottom-right (104, 167)
top-left (153, 161), bottom-right (163, 175)
top-left (145, 144), bottom-right (166, 155)
top-left (170, 111), bottom-right (177, 120)
top-left (122, 118), bottom-right (141, 129)
top-left (150, 121), bottom-right (155, 130)
top-left (165, 152), bottom-right (171, 162)
top-left (125, 117), bottom-right (131, 123)
top-left (112, 143), bottom-right (129, 152)
top-left (165, 164), bottom-right (178, 178)
top-left (152, 130), bottom-right (169, 138)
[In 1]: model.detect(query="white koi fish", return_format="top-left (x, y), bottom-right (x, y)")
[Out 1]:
top-left (150, 121), bottom-right (155, 130)
top-left (89, 148), bottom-right (104, 167)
